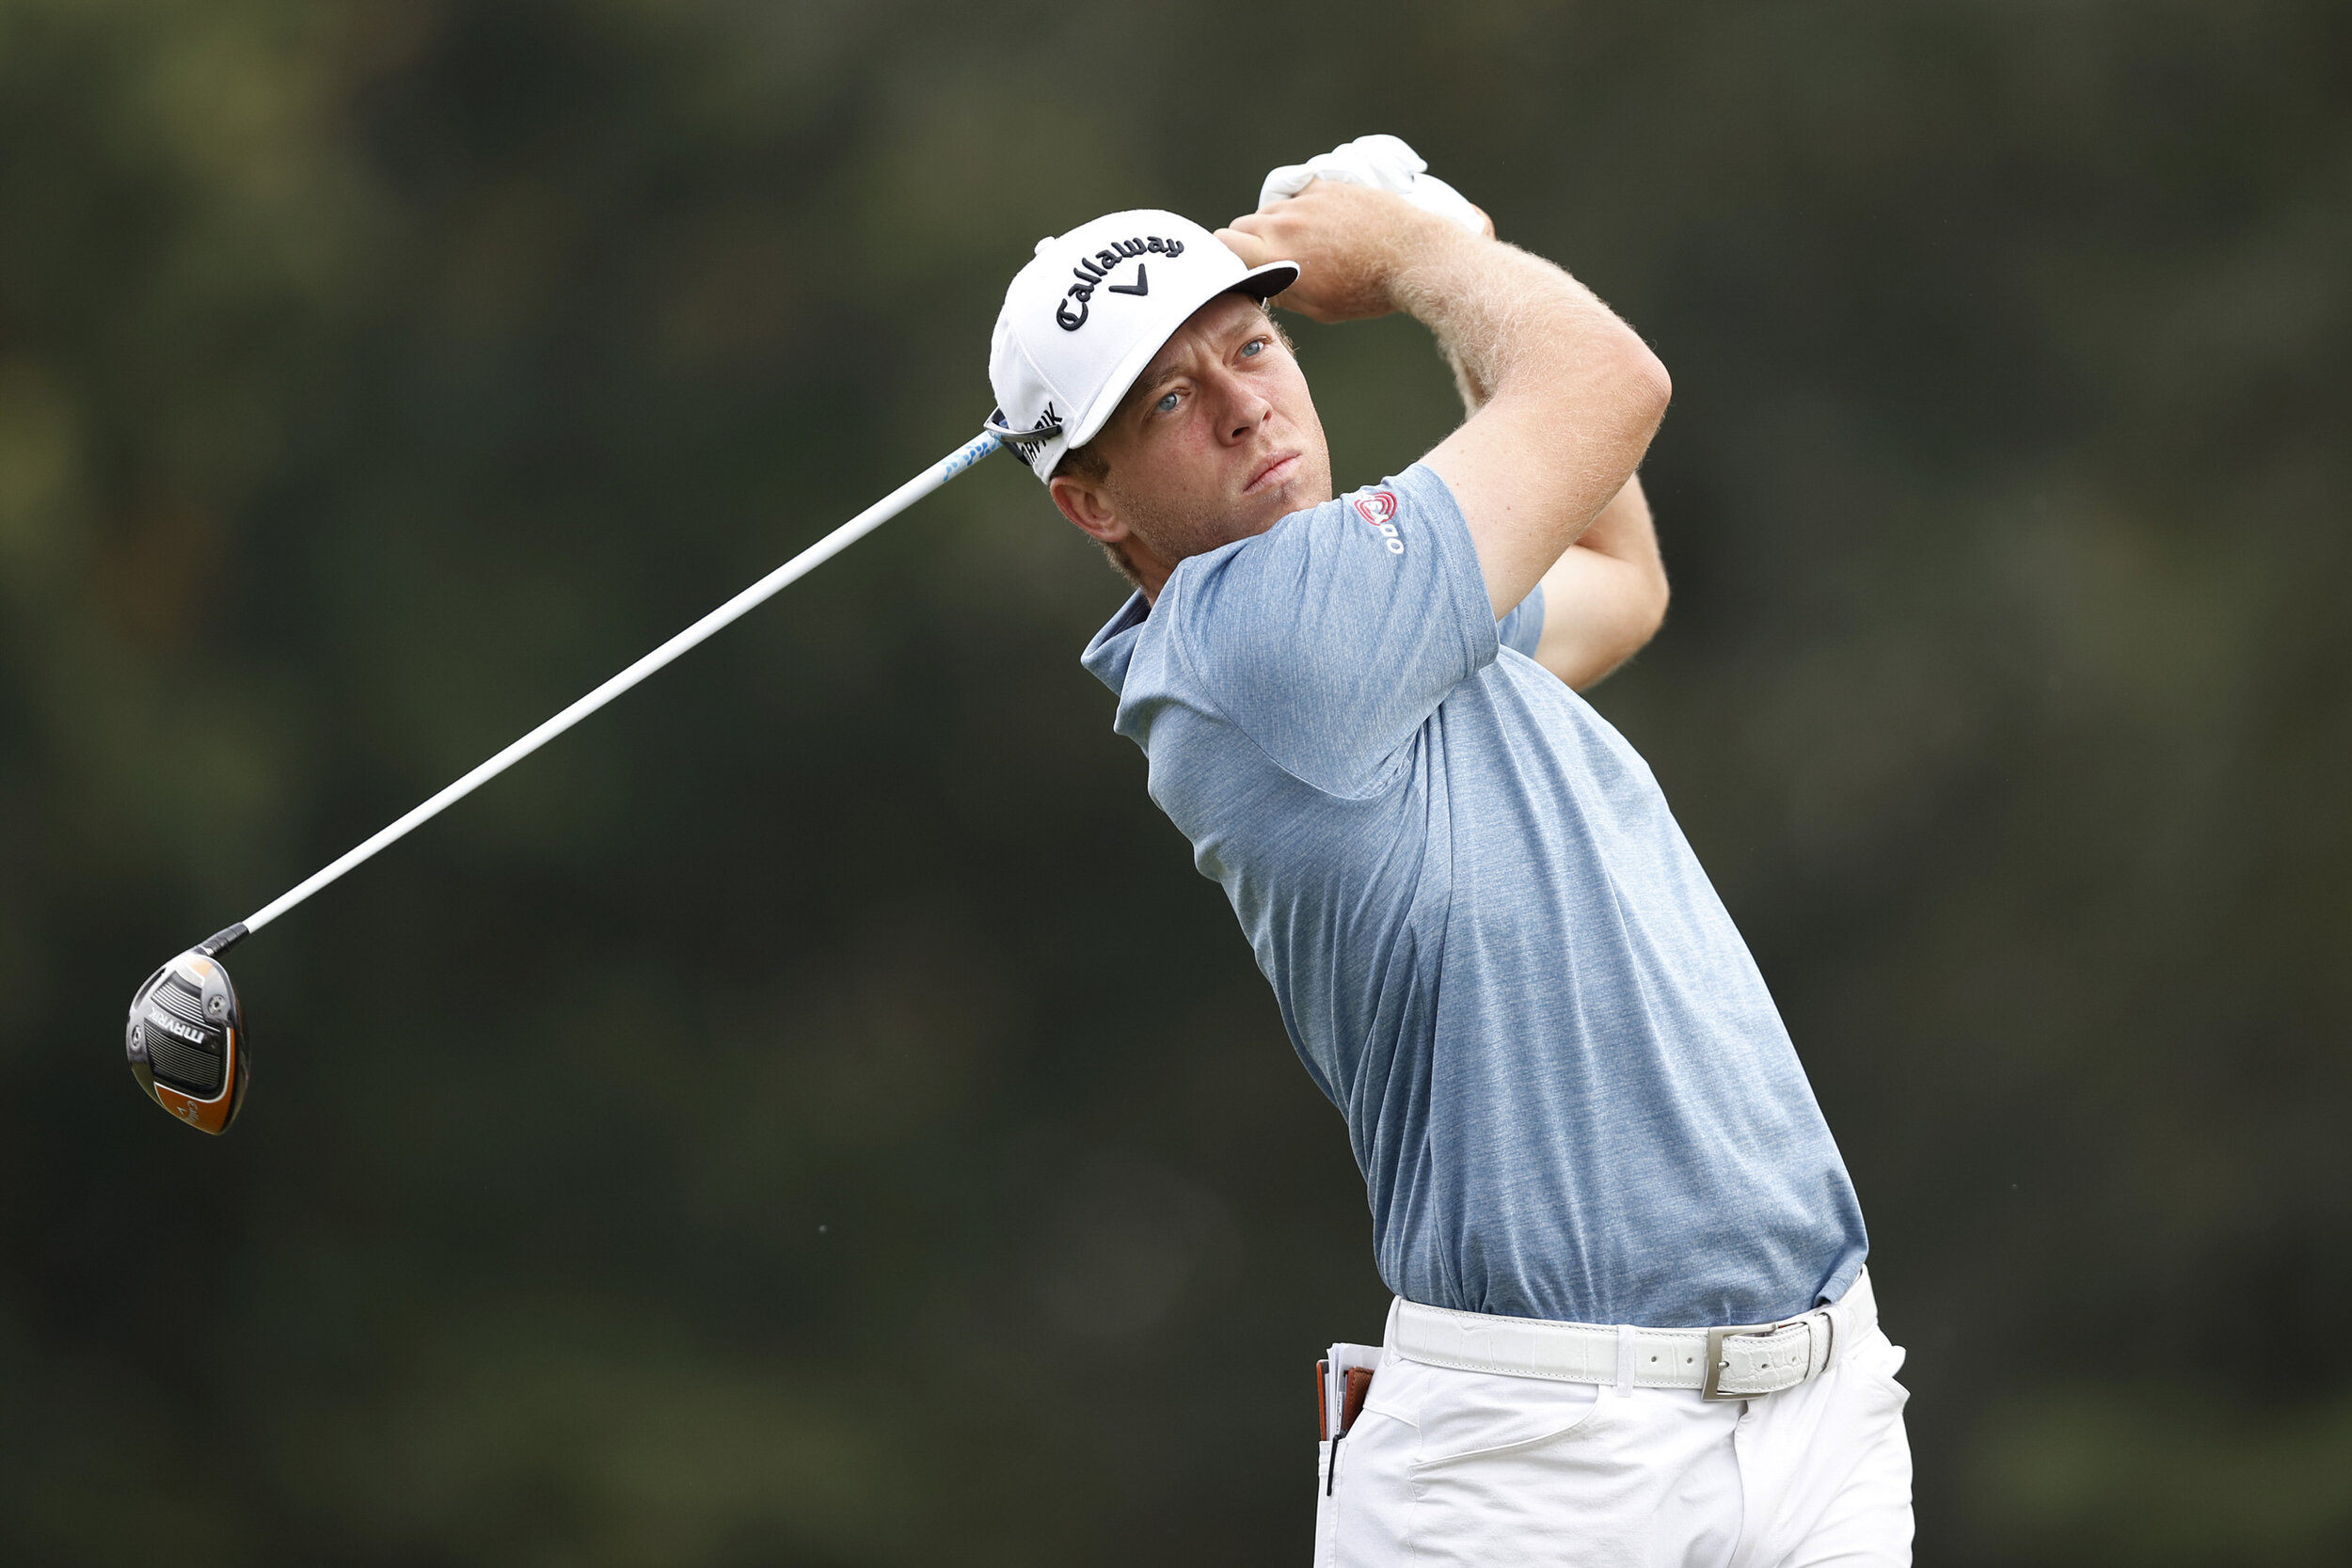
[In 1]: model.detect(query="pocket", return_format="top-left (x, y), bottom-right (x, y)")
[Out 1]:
top-left (1847, 1329), bottom-right (1911, 1411)
top-left (1312, 1438), bottom-right (1336, 1566)
top-left (1729, 1325), bottom-right (1915, 1563)
top-left (1404, 1361), bottom-right (1604, 1468)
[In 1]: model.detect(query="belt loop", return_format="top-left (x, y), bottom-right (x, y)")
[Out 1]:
top-left (1614, 1325), bottom-right (1636, 1397)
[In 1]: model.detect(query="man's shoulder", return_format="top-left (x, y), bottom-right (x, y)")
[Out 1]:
top-left (1089, 460), bottom-right (1490, 797)
top-left (1078, 588), bottom-right (1152, 698)
top-left (1335, 462), bottom-right (1466, 537)
top-left (1078, 581), bottom-right (1240, 747)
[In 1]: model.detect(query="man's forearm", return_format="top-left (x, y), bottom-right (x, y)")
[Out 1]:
top-left (1444, 341), bottom-right (1489, 417)
top-left (1409, 232), bottom-right (1667, 661)
top-left (1398, 232), bottom-right (1669, 615)
top-left (1392, 234), bottom-right (1624, 431)
top-left (1219, 182), bottom-right (1669, 613)
top-left (1533, 477), bottom-right (1668, 689)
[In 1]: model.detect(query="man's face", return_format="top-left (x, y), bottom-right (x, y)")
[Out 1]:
top-left (1049, 292), bottom-right (1332, 595)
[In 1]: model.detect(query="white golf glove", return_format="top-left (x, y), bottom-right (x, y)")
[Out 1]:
top-left (1256, 134), bottom-right (1486, 235)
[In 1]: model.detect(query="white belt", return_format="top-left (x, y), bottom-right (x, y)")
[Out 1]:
top-left (1392, 1268), bottom-right (1876, 1402)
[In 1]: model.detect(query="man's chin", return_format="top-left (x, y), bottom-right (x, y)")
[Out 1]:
top-left (1136, 475), bottom-right (1332, 571)
top-left (1247, 472), bottom-right (1330, 531)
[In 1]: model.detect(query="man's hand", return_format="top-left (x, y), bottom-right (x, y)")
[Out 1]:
top-left (1217, 182), bottom-right (1481, 324)
top-left (1217, 180), bottom-right (1668, 619)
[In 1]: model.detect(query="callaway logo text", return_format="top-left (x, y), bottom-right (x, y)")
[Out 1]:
top-left (1057, 234), bottom-right (1186, 331)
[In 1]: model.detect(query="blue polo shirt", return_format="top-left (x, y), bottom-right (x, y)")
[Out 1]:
top-left (1080, 463), bottom-right (1867, 1327)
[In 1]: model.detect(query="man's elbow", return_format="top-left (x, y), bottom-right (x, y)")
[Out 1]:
top-left (1630, 561), bottom-right (1670, 649)
top-left (1616, 331), bottom-right (1673, 430)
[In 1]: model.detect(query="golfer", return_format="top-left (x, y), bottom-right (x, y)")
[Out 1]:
top-left (986, 140), bottom-right (1913, 1565)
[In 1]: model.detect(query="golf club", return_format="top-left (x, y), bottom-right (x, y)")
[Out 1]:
top-left (125, 421), bottom-right (1041, 1132)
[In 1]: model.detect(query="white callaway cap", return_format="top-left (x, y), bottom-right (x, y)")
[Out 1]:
top-left (986, 208), bottom-right (1299, 483)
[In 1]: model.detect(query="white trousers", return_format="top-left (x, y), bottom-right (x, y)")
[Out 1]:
top-left (1313, 1284), bottom-right (1914, 1567)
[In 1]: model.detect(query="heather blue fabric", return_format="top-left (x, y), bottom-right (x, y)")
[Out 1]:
top-left (1080, 464), bottom-right (1868, 1327)
top-left (1495, 583), bottom-right (1545, 660)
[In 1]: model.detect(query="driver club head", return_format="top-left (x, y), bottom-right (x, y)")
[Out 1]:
top-left (125, 946), bottom-right (249, 1133)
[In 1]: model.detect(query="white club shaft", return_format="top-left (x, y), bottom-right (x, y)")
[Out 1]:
top-left (240, 431), bottom-right (1005, 935)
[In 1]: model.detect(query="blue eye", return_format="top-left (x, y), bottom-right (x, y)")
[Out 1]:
top-left (1241, 340), bottom-right (1263, 357)
top-left (1155, 391), bottom-right (1180, 415)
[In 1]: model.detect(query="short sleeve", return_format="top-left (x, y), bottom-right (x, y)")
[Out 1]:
top-left (1161, 464), bottom-right (1497, 796)
top-left (1497, 584), bottom-right (1546, 659)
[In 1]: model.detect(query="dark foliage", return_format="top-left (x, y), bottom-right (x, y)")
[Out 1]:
top-left (1, 1), bottom-right (2346, 1562)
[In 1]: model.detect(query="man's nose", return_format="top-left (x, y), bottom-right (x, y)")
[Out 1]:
top-left (1211, 373), bottom-right (1272, 443)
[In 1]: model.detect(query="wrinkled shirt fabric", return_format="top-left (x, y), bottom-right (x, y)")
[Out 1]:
top-left (1081, 464), bottom-right (1867, 1327)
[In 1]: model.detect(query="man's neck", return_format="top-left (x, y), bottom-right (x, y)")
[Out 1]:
top-left (1130, 544), bottom-right (1174, 603)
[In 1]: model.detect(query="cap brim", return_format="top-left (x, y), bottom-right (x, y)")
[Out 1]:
top-left (1234, 259), bottom-right (1301, 299)
top-left (1062, 259), bottom-right (1305, 451)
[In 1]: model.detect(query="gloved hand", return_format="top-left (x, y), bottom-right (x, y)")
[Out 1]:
top-left (1256, 134), bottom-right (1489, 236)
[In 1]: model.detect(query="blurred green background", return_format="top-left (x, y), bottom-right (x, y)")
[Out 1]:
top-left (3, 0), bottom-right (2347, 1562)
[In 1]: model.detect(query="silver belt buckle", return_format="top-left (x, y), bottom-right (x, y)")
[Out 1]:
top-left (1701, 1323), bottom-right (1766, 1402)
top-left (1702, 1309), bottom-right (1832, 1401)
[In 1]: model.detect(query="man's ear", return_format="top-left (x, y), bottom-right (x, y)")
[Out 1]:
top-left (1049, 473), bottom-right (1124, 544)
